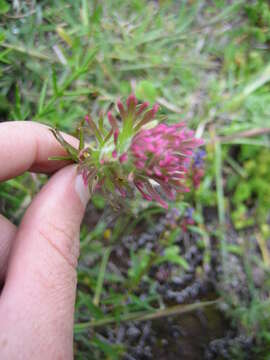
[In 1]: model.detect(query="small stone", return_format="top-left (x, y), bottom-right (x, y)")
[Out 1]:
top-left (126, 326), bottom-right (141, 339)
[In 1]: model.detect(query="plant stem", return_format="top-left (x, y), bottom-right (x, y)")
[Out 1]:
top-left (74, 299), bottom-right (221, 332)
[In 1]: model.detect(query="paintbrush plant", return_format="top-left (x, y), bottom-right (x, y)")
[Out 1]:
top-left (50, 94), bottom-right (204, 209)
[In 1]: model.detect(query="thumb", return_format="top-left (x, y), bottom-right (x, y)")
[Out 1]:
top-left (0, 165), bottom-right (90, 360)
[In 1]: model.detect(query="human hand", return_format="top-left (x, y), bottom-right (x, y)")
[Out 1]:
top-left (0, 121), bottom-right (90, 359)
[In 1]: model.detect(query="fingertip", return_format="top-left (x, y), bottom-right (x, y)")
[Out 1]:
top-left (4, 164), bottom-right (90, 288)
top-left (74, 174), bottom-right (91, 208)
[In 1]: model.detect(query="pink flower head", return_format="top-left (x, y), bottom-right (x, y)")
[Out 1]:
top-left (130, 123), bottom-right (203, 208)
top-left (53, 94), bottom-right (204, 210)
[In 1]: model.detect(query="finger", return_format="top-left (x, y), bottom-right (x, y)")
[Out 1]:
top-left (0, 121), bottom-right (78, 182)
top-left (0, 215), bottom-right (17, 281)
top-left (0, 165), bottom-right (90, 359)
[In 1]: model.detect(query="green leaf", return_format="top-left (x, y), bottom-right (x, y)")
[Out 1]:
top-left (38, 80), bottom-right (48, 114)
top-left (92, 193), bottom-right (106, 210)
top-left (81, 0), bottom-right (89, 27)
top-left (51, 67), bottom-right (58, 96)
top-left (0, 94), bottom-right (9, 111)
top-left (92, 337), bottom-right (124, 359)
top-left (12, 84), bottom-right (22, 119)
top-left (0, 0), bottom-right (10, 14)
top-left (128, 250), bottom-right (152, 283)
top-left (157, 246), bottom-right (189, 270)
top-left (166, 228), bottom-right (181, 245)
top-left (49, 129), bottom-right (79, 162)
top-left (225, 244), bottom-right (243, 256)
top-left (48, 155), bottom-right (74, 161)
top-left (77, 291), bottom-right (104, 319)
top-left (135, 80), bottom-right (158, 104)
top-left (93, 247), bottom-right (111, 306)
top-left (104, 176), bottom-right (115, 193)
top-left (0, 29), bottom-right (5, 42)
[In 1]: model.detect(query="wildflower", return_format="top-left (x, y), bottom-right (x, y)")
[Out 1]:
top-left (191, 149), bottom-right (206, 188)
top-left (51, 94), bottom-right (204, 209)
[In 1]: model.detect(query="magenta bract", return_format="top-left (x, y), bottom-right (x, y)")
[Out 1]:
top-left (130, 123), bottom-right (203, 208)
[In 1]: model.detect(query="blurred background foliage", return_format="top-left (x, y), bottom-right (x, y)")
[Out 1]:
top-left (1, 0), bottom-right (270, 359)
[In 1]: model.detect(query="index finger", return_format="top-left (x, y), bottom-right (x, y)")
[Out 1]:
top-left (0, 121), bottom-right (79, 182)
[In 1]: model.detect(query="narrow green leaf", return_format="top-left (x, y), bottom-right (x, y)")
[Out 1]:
top-left (81, 0), bottom-right (89, 27)
top-left (93, 247), bottom-right (111, 306)
top-left (79, 127), bottom-right (84, 151)
top-left (38, 80), bottom-right (48, 114)
top-left (51, 67), bottom-right (58, 96)
top-left (48, 155), bottom-right (74, 161)
top-left (50, 129), bottom-right (79, 161)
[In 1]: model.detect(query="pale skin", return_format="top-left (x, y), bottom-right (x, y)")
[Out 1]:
top-left (0, 121), bottom-right (90, 360)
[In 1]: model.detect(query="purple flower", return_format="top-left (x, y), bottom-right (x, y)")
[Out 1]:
top-left (191, 149), bottom-right (206, 188)
top-left (193, 149), bottom-right (206, 168)
top-left (185, 207), bottom-right (194, 220)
